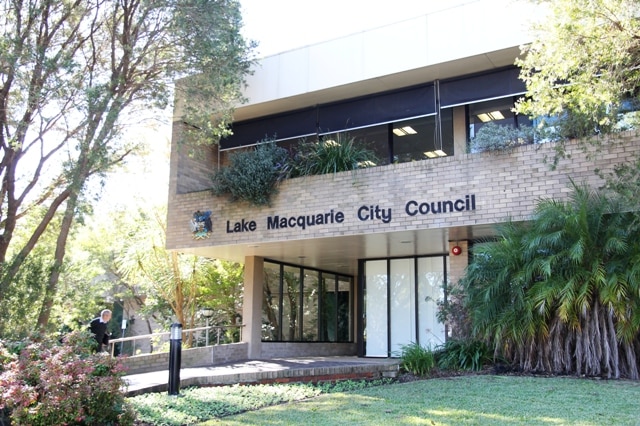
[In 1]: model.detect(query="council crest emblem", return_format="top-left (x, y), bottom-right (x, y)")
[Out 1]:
top-left (190, 210), bottom-right (212, 239)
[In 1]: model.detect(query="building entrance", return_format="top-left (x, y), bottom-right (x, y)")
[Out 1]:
top-left (361, 256), bottom-right (447, 357)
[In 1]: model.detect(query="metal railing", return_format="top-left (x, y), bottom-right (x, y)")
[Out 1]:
top-left (108, 324), bottom-right (244, 357)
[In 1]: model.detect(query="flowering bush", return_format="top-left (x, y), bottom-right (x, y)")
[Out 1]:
top-left (0, 330), bottom-right (135, 425)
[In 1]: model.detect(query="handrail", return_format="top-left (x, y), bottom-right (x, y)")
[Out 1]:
top-left (108, 324), bottom-right (244, 357)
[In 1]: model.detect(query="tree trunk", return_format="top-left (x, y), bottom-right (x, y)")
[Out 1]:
top-left (606, 308), bottom-right (620, 378)
top-left (36, 189), bottom-right (79, 330)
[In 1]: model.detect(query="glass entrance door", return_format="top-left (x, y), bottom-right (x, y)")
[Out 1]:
top-left (362, 256), bottom-right (447, 357)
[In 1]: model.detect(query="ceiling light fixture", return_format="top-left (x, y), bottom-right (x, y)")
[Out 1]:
top-left (477, 111), bottom-right (506, 123)
top-left (392, 126), bottom-right (417, 136)
top-left (424, 150), bottom-right (447, 158)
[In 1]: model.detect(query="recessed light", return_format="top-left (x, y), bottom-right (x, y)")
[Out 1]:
top-left (393, 126), bottom-right (417, 136)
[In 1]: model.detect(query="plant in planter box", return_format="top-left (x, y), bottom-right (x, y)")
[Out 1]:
top-left (289, 133), bottom-right (379, 177)
top-left (212, 140), bottom-right (290, 206)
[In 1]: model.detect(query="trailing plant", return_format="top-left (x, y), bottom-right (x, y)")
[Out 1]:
top-left (435, 339), bottom-right (492, 371)
top-left (0, 330), bottom-right (135, 426)
top-left (469, 122), bottom-right (536, 153)
top-left (212, 140), bottom-right (290, 206)
top-left (289, 133), bottom-right (379, 177)
top-left (398, 342), bottom-right (437, 376)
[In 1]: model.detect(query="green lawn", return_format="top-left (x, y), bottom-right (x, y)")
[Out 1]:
top-left (203, 375), bottom-right (640, 425)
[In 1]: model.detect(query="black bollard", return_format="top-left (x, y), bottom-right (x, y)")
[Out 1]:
top-left (168, 322), bottom-right (183, 396)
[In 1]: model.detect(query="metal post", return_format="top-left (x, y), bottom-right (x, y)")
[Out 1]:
top-left (205, 317), bottom-right (210, 346)
top-left (168, 323), bottom-right (182, 396)
top-left (200, 307), bottom-right (214, 347)
top-left (120, 318), bottom-right (127, 356)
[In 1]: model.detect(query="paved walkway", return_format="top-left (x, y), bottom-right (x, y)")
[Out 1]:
top-left (124, 356), bottom-right (400, 396)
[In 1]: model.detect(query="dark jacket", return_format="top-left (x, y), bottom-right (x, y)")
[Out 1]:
top-left (89, 317), bottom-right (110, 350)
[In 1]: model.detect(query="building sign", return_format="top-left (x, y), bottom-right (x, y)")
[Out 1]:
top-left (220, 194), bottom-right (476, 234)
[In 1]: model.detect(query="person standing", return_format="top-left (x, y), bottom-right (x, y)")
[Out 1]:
top-left (89, 309), bottom-right (112, 352)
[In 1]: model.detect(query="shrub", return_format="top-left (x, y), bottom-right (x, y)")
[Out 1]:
top-left (398, 342), bottom-right (436, 376)
top-left (436, 282), bottom-right (472, 340)
top-left (436, 339), bottom-right (492, 371)
top-left (289, 134), bottom-right (378, 177)
top-left (212, 140), bottom-right (290, 206)
top-left (0, 330), bottom-right (135, 426)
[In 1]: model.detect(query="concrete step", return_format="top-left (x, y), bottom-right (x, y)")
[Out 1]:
top-left (124, 356), bottom-right (400, 396)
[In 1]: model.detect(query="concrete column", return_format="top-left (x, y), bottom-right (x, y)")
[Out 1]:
top-left (452, 106), bottom-right (467, 156)
top-left (242, 256), bottom-right (263, 359)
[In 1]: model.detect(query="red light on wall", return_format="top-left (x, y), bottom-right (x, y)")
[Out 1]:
top-left (451, 245), bottom-right (462, 256)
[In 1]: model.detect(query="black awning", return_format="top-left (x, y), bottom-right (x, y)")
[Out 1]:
top-left (317, 84), bottom-right (435, 134)
top-left (440, 67), bottom-right (525, 108)
top-left (220, 107), bottom-right (317, 150)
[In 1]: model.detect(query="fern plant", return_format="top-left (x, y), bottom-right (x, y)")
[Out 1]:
top-left (289, 133), bottom-right (378, 177)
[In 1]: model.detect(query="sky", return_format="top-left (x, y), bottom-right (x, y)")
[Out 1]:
top-left (239, 0), bottom-right (470, 57)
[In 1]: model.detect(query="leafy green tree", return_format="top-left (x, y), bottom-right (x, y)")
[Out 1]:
top-left (516, 0), bottom-right (640, 132)
top-left (463, 182), bottom-right (640, 379)
top-left (116, 206), bottom-right (244, 346)
top-left (0, 0), bottom-right (255, 332)
top-left (198, 259), bottom-right (244, 328)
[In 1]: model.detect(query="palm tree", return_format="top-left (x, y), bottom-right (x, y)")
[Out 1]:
top-left (463, 182), bottom-right (640, 378)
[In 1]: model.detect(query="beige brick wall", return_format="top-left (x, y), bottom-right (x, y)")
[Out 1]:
top-left (260, 342), bottom-right (357, 358)
top-left (170, 122), bottom-right (219, 195)
top-left (167, 134), bottom-right (637, 253)
top-left (122, 342), bottom-right (249, 375)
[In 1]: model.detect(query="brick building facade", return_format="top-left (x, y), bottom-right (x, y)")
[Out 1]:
top-left (165, 1), bottom-right (638, 359)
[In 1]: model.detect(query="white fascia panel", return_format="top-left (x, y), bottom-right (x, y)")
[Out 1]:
top-left (426, 0), bottom-right (537, 66)
top-left (362, 16), bottom-right (429, 83)
top-left (242, 55), bottom-right (281, 105)
top-left (276, 48), bottom-right (311, 99)
top-left (307, 35), bottom-right (364, 92)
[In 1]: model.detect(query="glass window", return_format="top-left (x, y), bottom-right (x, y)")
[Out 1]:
top-left (468, 97), bottom-right (532, 140)
top-left (262, 263), bottom-right (281, 341)
top-left (417, 257), bottom-right (446, 347)
top-left (391, 111), bottom-right (454, 163)
top-left (302, 271), bottom-right (319, 341)
top-left (362, 256), bottom-right (447, 357)
top-left (320, 273), bottom-right (337, 342)
top-left (281, 265), bottom-right (301, 341)
top-left (337, 276), bottom-right (352, 341)
top-left (345, 125), bottom-right (390, 166)
top-left (364, 260), bottom-right (389, 357)
top-left (390, 258), bottom-right (415, 355)
top-left (262, 261), bottom-right (353, 342)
